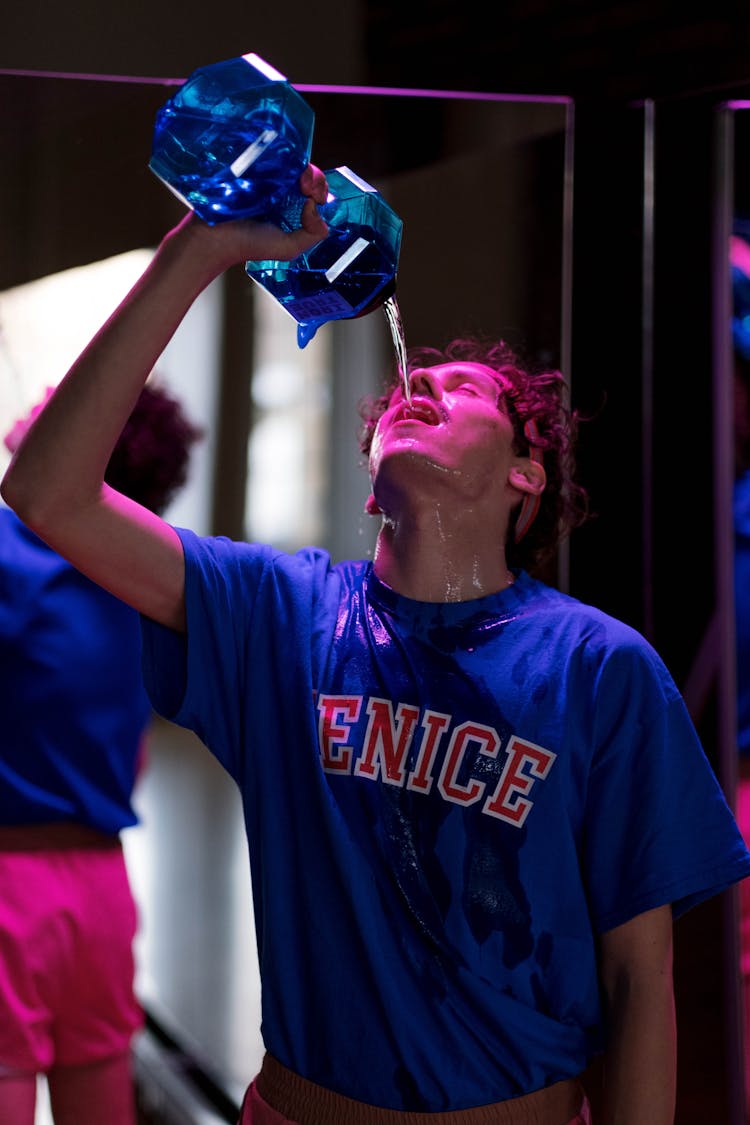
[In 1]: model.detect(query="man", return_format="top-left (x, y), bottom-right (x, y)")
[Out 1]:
top-left (4, 166), bottom-right (750, 1125)
top-left (0, 382), bottom-right (201, 1125)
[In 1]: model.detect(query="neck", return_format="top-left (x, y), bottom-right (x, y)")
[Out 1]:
top-left (371, 507), bottom-right (514, 603)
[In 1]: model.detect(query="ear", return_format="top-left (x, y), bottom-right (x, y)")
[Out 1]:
top-left (364, 492), bottom-right (382, 516)
top-left (508, 457), bottom-right (546, 497)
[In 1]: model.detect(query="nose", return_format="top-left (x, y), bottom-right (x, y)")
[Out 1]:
top-left (408, 367), bottom-right (441, 398)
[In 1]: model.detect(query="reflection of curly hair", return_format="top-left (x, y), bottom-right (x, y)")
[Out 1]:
top-left (358, 337), bottom-right (590, 573)
top-left (104, 382), bottom-right (203, 516)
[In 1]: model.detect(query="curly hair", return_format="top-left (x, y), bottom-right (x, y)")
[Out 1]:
top-left (104, 382), bottom-right (203, 516)
top-left (357, 336), bottom-right (590, 573)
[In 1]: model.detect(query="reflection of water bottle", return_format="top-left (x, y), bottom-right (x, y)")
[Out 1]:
top-left (150, 53), bottom-right (403, 347)
top-left (246, 166), bottom-right (403, 348)
top-left (149, 52), bottom-right (314, 224)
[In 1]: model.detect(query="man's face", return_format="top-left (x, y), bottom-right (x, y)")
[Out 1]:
top-left (368, 361), bottom-right (520, 511)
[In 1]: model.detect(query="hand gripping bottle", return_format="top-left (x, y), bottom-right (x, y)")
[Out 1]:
top-left (246, 165), bottom-right (403, 347)
top-left (149, 53), bottom-right (403, 348)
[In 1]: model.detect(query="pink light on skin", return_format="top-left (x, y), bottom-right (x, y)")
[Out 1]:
top-left (3, 387), bottom-right (56, 455)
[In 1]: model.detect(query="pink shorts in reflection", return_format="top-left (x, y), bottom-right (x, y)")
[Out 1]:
top-left (238, 1082), bottom-right (593, 1124)
top-left (0, 843), bottom-right (143, 1073)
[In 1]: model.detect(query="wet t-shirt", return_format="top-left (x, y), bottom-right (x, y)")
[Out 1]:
top-left (141, 529), bottom-right (750, 1112)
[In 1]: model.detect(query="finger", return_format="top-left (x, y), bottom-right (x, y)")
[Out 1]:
top-left (300, 197), bottom-right (329, 238)
top-left (300, 163), bottom-right (329, 203)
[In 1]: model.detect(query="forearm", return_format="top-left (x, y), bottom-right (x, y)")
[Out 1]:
top-left (2, 169), bottom-right (328, 537)
top-left (601, 946), bottom-right (676, 1124)
top-left (0, 173), bottom-right (327, 628)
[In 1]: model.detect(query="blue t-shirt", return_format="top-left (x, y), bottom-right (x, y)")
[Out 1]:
top-left (141, 529), bottom-right (750, 1111)
top-left (0, 507), bottom-right (151, 833)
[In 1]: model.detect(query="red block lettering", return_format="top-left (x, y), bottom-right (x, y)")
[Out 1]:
top-left (483, 736), bottom-right (556, 826)
top-left (355, 698), bottom-right (420, 785)
top-left (438, 722), bottom-right (500, 806)
top-left (407, 711), bottom-right (451, 793)
top-left (318, 695), bottom-right (362, 773)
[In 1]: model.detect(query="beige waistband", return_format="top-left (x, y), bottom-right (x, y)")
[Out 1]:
top-left (256, 1053), bottom-right (585, 1125)
top-left (0, 823), bottom-right (121, 851)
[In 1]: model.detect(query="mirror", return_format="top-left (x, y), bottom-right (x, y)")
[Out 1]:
top-left (711, 100), bottom-right (750, 1125)
top-left (0, 70), bottom-right (572, 1107)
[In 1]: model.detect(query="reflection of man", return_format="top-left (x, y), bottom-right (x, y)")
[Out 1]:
top-left (0, 382), bottom-right (201, 1125)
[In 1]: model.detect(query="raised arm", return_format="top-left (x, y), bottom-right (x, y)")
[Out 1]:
top-left (1, 167), bottom-right (329, 632)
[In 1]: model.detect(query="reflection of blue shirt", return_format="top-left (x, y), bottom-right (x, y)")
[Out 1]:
top-left (0, 508), bottom-right (150, 832)
top-left (737, 471), bottom-right (750, 757)
top-left (142, 529), bottom-right (750, 1111)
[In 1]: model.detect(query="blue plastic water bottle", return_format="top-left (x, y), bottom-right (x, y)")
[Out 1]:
top-left (246, 166), bottom-right (403, 348)
top-left (150, 53), bottom-right (403, 347)
top-left (149, 52), bottom-right (314, 224)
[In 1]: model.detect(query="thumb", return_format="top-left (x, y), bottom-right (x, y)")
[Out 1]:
top-left (299, 196), bottom-right (329, 240)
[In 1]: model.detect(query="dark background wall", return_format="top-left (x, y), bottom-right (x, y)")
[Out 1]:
top-left (4, 2), bottom-right (750, 100)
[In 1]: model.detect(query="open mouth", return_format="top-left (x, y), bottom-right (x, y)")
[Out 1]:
top-left (394, 398), bottom-right (442, 426)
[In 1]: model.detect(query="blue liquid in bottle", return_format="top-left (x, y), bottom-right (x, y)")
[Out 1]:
top-left (246, 166), bottom-right (404, 347)
top-left (149, 53), bottom-right (314, 224)
top-left (150, 55), bottom-right (404, 347)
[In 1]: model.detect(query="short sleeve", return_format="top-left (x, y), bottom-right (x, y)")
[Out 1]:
top-left (582, 643), bottom-right (750, 932)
